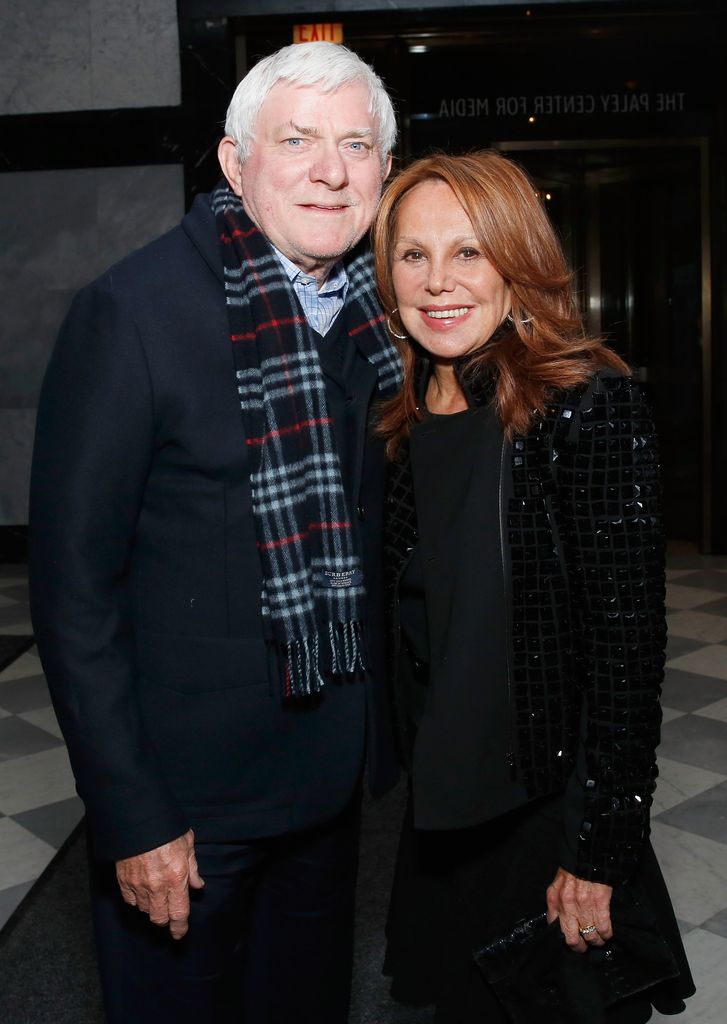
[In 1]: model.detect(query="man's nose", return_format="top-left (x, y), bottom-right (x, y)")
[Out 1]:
top-left (309, 144), bottom-right (348, 189)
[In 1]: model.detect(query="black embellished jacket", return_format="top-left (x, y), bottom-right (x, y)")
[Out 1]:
top-left (384, 370), bottom-right (665, 886)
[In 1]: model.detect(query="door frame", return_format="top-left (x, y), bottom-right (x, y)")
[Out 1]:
top-left (493, 137), bottom-right (712, 552)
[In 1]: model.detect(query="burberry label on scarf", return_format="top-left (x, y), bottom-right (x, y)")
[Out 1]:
top-left (316, 569), bottom-right (365, 589)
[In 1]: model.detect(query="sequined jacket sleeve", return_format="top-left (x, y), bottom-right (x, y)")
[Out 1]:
top-left (556, 373), bottom-right (665, 885)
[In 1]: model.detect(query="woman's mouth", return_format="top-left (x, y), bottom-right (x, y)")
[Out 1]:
top-left (424, 307), bottom-right (470, 319)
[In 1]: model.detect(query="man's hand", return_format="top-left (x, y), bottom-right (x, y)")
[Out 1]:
top-left (116, 829), bottom-right (204, 940)
top-left (546, 866), bottom-right (613, 953)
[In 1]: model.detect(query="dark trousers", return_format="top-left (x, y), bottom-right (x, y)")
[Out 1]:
top-left (89, 797), bottom-right (361, 1024)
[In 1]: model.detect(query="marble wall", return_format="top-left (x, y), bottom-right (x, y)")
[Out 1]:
top-left (0, 0), bottom-right (180, 116)
top-left (0, 164), bottom-right (184, 524)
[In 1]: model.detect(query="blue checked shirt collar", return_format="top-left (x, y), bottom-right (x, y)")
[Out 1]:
top-left (272, 245), bottom-right (349, 337)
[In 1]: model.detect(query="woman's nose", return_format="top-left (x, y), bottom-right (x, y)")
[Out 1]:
top-left (426, 261), bottom-right (455, 293)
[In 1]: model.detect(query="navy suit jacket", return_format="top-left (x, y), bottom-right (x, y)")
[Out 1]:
top-left (29, 194), bottom-right (397, 861)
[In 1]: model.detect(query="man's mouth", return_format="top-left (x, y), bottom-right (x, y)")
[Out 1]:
top-left (300, 203), bottom-right (349, 212)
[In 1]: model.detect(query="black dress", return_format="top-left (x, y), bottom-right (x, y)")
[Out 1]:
top-left (383, 406), bottom-right (694, 1024)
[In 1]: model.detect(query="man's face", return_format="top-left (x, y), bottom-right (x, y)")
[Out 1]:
top-left (221, 79), bottom-right (391, 281)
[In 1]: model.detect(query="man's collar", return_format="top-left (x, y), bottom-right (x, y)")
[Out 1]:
top-left (271, 244), bottom-right (347, 294)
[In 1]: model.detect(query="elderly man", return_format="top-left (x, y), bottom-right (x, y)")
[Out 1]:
top-left (29, 42), bottom-right (400, 1024)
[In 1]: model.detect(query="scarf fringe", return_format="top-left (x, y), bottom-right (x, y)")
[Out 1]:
top-left (283, 622), bottom-right (366, 698)
top-left (284, 633), bottom-right (323, 698)
top-left (328, 620), bottom-right (366, 676)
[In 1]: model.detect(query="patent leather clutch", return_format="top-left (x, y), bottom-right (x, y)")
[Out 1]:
top-left (472, 887), bottom-right (680, 1024)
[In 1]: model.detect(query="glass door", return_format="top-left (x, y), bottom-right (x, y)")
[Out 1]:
top-left (495, 142), bottom-right (706, 547)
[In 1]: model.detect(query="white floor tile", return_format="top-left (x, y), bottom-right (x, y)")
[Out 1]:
top-left (650, 821), bottom-right (727, 927)
top-left (661, 706), bottom-right (688, 724)
top-left (666, 646), bottom-right (727, 682)
top-left (651, 928), bottom-right (727, 1022)
top-left (0, 818), bottom-right (56, 889)
top-left (652, 756), bottom-right (727, 816)
top-left (0, 746), bottom-right (76, 815)
top-left (667, 609), bottom-right (727, 644)
top-left (665, 584), bottom-right (726, 611)
top-left (0, 650), bottom-right (42, 682)
top-left (694, 696), bottom-right (727, 724)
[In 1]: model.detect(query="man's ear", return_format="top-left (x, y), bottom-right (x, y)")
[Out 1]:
top-left (218, 137), bottom-right (243, 195)
top-left (382, 152), bottom-right (393, 182)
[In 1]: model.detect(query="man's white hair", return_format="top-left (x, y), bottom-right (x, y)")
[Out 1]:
top-left (224, 42), bottom-right (397, 170)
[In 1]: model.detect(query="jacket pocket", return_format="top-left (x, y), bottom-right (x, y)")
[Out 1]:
top-left (137, 629), bottom-right (269, 693)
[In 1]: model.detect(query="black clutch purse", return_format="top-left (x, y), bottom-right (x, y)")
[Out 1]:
top-left (472, 886), bottom-right (681, 1024)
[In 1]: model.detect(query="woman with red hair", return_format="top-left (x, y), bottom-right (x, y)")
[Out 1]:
top-left (372, 151), bottom-right (693, 1023)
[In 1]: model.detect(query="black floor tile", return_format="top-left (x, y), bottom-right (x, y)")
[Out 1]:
top-left (689, 596), bottom-right (727, 617)
top-left (11, 798), bottom-right (84, 850)
top-left (672, 570), bottom-right (727, 594)
top-left (0, 605), bottom-right (32, 627)
top-left (659, 714), bottom-right (727, 775)
top-left (661, 667), bottom-right (727, 713)
top-left (702, 907), bottom-right (727, 941)
top-left (666, 635), bottom-right (709, 661)
top-left (655, 779), bottom-right (727, 845)
top-left (0, 716), bottom-right (63, 761)
top-left (0, 674), bottom-right (51, 714)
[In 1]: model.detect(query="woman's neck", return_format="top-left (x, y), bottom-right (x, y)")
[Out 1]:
top-left (425, 364), bottom-right (469, 415)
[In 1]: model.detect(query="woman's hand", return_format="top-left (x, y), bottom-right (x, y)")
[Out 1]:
top-left (546, 867), bottom-right (613, 953)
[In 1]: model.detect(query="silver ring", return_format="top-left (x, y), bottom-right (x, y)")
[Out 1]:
top-left (579, 924), bottom-right (598, 937)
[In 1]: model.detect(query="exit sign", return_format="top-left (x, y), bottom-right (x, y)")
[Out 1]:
top-left (293, 24), bottom-right (343, 44)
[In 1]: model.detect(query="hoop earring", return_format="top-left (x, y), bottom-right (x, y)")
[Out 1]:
top-left (386, 308), bottom-right (408, 340)
top-left (506, 312), bottom-right (533, 327)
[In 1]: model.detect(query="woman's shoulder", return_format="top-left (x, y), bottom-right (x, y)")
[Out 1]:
top-left (549, 367), bottom-right (649, 415)
top-left (525, 369), bottom-right (655, 448)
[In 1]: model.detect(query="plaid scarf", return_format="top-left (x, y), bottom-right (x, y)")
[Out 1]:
top-left (212, 184), bottom-right (402, 698)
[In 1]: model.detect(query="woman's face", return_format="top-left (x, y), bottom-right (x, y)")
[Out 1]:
top-left (390, 179), bottom-right (511, 362)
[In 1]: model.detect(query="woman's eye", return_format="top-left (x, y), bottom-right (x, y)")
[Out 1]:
top-left (402, 250), bottom-right (425, 262)
top-left (459, 247), bottom-right (480, 259)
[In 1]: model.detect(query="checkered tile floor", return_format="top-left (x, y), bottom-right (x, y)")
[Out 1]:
top-left (1, 559), bottom-right (727, 1019)
top-left (0, 568), bottom-right (83, 932)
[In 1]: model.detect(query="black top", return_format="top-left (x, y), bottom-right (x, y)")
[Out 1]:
top-left (404, 403), bottom-right (529, 829)
top-left (385, 366), bottom-right (666, 883)
top-left (399, 542), bottom-right (428, 665)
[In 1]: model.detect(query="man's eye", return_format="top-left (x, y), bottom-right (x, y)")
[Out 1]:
top-left (285, 138), bottom-right (303, 147)
top-left (347, 141), bottom-right (369, 153)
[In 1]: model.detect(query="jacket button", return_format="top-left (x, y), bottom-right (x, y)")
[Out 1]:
top-left (357, 505), bottom-right (365, 520)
